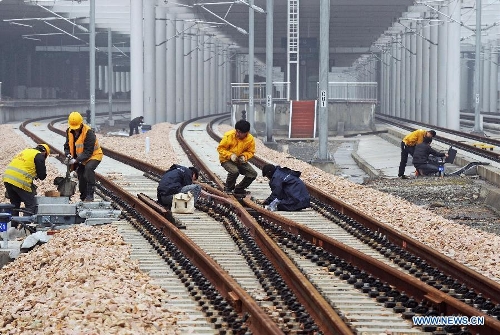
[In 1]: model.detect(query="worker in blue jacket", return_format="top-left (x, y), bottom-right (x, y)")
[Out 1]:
top-left (157, 164), bottom-right (201, 208)
top-left (261, 164), bottom-right (310, 211)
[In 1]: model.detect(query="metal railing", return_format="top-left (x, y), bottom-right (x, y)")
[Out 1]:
top-left (231, 82), bottom-right (290, 103)
top-left (318, 82), bottom-right (377, 102)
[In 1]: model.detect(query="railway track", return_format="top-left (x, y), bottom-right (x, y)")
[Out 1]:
top-left (15, 114), bottom-right (500, 334)
top-left (376, 114), bottom-right (500, 163)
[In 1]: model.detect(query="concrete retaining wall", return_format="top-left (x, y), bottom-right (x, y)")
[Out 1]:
top-left (0, 100), bottom-right (130, 124)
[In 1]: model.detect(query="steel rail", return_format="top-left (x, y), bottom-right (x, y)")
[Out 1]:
top-left (174, 115), bottom-right (354, 334)
top-left (21, 117), bottom-right (285, 335)
top-left (368, 115), bottom-right (500, 302)
top-left (96, 177), bottom-right (284, 335)
top-left (34, 115), bottom-right (354, 334)
top-left (212, 115), bottom-right (500, 304)
top-left (243, 199), bottom-right (500, 335)
top-left (205, 115), bottom-right (500, 322)
top-left (26, 114), bottom-right (500, 333)
top-left (40, 114), bottom-right (500, 310)
top-left (376, 114), bottom-right (500, 162)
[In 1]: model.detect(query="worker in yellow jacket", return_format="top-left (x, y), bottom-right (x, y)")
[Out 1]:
top-left (3, 144), bottom-right (50, 217)
top-left (63, 111), bottom-right (103, 201)
top-left (398, 129), bottom-right (436, 179)
top-left (217, 120), bottom-right (257, 195)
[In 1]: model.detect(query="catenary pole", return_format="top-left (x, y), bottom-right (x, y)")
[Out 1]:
top-left (318, 0), bottom-right (330, 160)
top-left (89, 0), bottom-right (96, 129)
top-left (266, 0), bottom-right (274, 142)
top-left (473, 0), bottom-right (483, 133)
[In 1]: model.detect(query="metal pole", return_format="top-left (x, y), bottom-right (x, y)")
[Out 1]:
top-left (89, 0), bottom-right (96, 129)
top-left (266, 0), bottom-right (274, 142)
top-left (473, 0), bottom-right (483, 133)
top-left (318, 0), bottom-right (329, 160)
top-left (107, 28), bottom-right (114, 125)
top-left (248, 0), bottom-right (255, 132)
top-left (130, 0), bottom-right (144, 121)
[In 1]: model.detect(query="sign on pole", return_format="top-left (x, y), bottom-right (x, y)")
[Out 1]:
top-left (320, 90), bottom-right (327, 108)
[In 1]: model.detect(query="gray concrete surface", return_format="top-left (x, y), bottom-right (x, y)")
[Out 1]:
top-left (0, 100), bottom-right (130, 124)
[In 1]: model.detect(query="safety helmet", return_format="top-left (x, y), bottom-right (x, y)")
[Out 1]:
top-left (68, 111), bottom-right (83, 130)
top-left (36, 144), bottom-right (50, 158)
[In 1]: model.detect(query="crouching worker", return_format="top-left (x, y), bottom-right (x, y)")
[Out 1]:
top-left (413, 137), bottom-right (448, 176)
top-left (3, 144), bottom-right (49, 218)
top-left (217, 120), bottom-right (257, 195)
top-left (261, 164), bottom-right (310, 211)
top-left (157, 164), bottom-right (201, 208)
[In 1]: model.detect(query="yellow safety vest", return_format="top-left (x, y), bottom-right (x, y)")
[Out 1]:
top-left (3, 148), bottom-right (38, 192)
top-left (67, 124), bottom-right (103, 168)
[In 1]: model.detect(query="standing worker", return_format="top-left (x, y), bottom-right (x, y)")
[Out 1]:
top-left (129, 116), bottom-right (144, 136)
top-left (64, 111), bottom-right (103, 202)
top-left (398, 129), bottom-right (436, 179)
top-left (261, 164), bottom-right (310, 211)
top-left (3, 144), bottom-right (50, 217)
top-left (217, 120), bottom-right (257, 195)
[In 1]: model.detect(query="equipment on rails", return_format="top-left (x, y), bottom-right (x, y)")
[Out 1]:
top-left (418, 146), bottom-right (490, 177)
top-left (0, 197), bottom-right (121, 253)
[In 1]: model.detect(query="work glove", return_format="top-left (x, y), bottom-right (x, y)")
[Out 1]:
top-left (68, 158), bottom-right (77, 165)
top-left (230, 154), bottom-right (238, 162)
top-left (238, 155), bottom-right (246, 163)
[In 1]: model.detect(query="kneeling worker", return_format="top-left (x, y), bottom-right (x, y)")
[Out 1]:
top-left (261, 164), bottom-right (310, 211)
top-left (399, 129), bottom-right (436, 179)
top-left (157, 164), bottom-right (201, 208)
top-left (413, 137), bottom-right (448, 176)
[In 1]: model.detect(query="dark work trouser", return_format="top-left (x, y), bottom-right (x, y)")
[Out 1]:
top-left (414, 163), bottom-right (439, 176)
top-left (398, 142), bottom-right (415, 177)
top-left (77, 159), bottom-right (101, 200)
top-left (4, 182), bottom-right (36, 218)
top-left (221, 161), bottom-right (257, 191)
top-left (129, 125), bottom-right (139, 136)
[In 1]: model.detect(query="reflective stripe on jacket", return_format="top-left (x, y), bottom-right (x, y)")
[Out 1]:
top-left (217, 129), bottom-right (256, 163)
top-left (3, 148), bottom-right (38, 192)
top-left (67, 124), bottom-right (103, 165)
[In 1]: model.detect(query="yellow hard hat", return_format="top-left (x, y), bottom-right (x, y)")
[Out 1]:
top-left (68, 111), bottom-right (83, 130)
top-left (36, 144), bottom-right (50, 158)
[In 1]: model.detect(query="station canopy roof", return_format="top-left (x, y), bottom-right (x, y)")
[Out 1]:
top-left (0, 0), bottom-right (499, 67)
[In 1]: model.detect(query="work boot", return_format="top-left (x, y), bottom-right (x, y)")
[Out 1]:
top-left (233, 188), bottom-right (248, 196)
top-left (84, 185), bottom-right (94, 202)
top-left (235, 176), bottom-right (255, 190)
